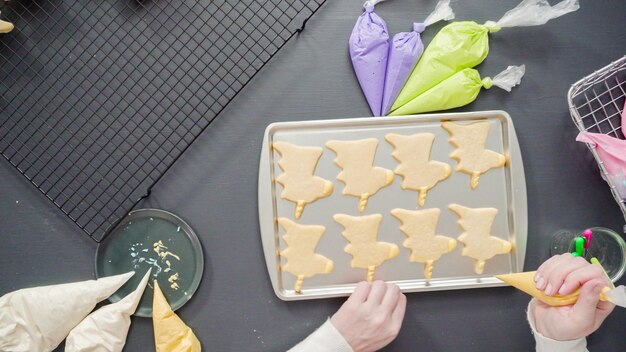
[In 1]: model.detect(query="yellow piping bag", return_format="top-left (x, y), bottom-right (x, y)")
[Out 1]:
top-left (153, 280), bottom-right (201, 352)
top-left (496, 271), bottom-right (626, 308)
top-left (388, 65), bottom-right (524, 116)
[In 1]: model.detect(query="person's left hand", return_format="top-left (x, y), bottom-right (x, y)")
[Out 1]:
top-left (330, 281), bottom-right (406, 352)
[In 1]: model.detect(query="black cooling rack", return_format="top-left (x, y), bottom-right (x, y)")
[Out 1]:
top-left (0, 0), bottom-right (327, 241)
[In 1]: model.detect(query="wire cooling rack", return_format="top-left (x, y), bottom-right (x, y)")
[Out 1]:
top-left (568, 55), bottom-right (626, 230)
top-left (0, 0), bottom-right (327, 242)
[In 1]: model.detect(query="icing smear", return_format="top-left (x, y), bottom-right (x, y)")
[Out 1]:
top-left (129, 240), bottom-right (182, 290)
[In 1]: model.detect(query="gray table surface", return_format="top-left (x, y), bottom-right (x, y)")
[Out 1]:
top-left (1, 0), bottom-right (625, 351)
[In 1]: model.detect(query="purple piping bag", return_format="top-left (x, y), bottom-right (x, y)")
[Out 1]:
top-left (349, 1), bottom-right (389, 117)
top-left (381, 0), bottom-right (455, 115)
top-left (381, 23), bottom-right (425, 116)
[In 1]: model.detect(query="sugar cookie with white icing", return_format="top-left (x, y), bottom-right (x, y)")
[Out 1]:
top-left (441, 121), bottom-right (506, 190)
top-left (390, 208), bottom-right (456, 279)
top-left (448, 204), bottom-right (512, 274)
top-left (278, 218), bottom-right (334, 293)
top-left (385, 133), bottom-right (451, 206)
top-left (326, 138), bottom-right (393, 212)
top-left (273, 141), bottom-right (333, 219)
top-left (333, 213), bottom-right (399, 282)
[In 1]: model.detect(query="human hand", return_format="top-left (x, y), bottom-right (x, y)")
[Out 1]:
top-left (532, 253), bottom-right (615, 340)
top-left (330, 281), bottom-right (406, 352)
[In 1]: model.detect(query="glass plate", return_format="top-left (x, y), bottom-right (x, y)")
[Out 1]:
top-left (95, 209), bottom-right (204, 317)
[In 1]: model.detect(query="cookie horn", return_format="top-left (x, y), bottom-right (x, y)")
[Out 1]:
top-left (295, 275), bottom-right (305, 294)
top-left (470, 172), bottom-right (480, 190)
top-left (474, 259), bottom-right (485, 274)
top-left (418, 187), bottom-right (428, 207)
top-left (424, 261), bottom-right (434, 280)
top-left (295, 201), bottom-right (306, 219)
top-left (358, 193), bottom-right (370, 212)
top-left (367, 266), bottom-right (376, 283)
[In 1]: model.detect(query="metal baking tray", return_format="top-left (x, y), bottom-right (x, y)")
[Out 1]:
top-left (258, 111), bottom-right (527, 300)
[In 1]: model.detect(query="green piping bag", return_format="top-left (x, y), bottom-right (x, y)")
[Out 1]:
top-left (389, 0), bottom-right (579, 113)
top-left (389, 65), bottom-right (525, 116)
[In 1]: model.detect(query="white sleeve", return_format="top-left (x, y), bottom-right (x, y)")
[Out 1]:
top-left (287, 318), bottom-right (353, 352)
top-left (527, 299), bottom-right (588, 352)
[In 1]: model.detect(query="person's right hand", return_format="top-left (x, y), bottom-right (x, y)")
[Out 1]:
top-left (330, 281), bottom-right (406, 352)
top-left (532, 253), bottom-right (615, 341)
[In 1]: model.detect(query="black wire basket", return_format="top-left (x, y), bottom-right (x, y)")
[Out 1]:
top-left (0, 0), bottom-right (327, 241)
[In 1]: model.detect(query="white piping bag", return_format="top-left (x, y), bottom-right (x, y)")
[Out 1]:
top-left (65, 270), bottom-right (152, 352)
top-left (0, 272), bottom-right (134, 352)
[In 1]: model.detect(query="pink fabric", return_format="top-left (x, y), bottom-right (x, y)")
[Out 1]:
top-left (621, 99), bottom-right (626, 138)
top-left (576, 131), bottom-right (626, 177)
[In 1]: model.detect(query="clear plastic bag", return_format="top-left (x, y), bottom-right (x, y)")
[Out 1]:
top-left (612, 170), bottom-right (626, 200)
top-left (492, 65), bottom-right (526, 92)
top-left (423, 0), bottom-right (455, 27)
top-left (487, 0), bottom-right (580, 29)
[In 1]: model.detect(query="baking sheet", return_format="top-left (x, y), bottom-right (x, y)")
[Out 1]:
top-left (258, 111), bottom-right (527, 300)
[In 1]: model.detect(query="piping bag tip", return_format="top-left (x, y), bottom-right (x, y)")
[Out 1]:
top-left (605, 285), bottom-right (626, 308)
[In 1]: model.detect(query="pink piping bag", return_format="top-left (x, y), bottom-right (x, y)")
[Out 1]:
top-left (350, 0), bottom-right (389, 117)
top-left (576, 132), bottom-right (626, 177)
top-left (381, 0), bottom-right (455, 115)
top-left (622, 100), bottom-right (626, 138)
